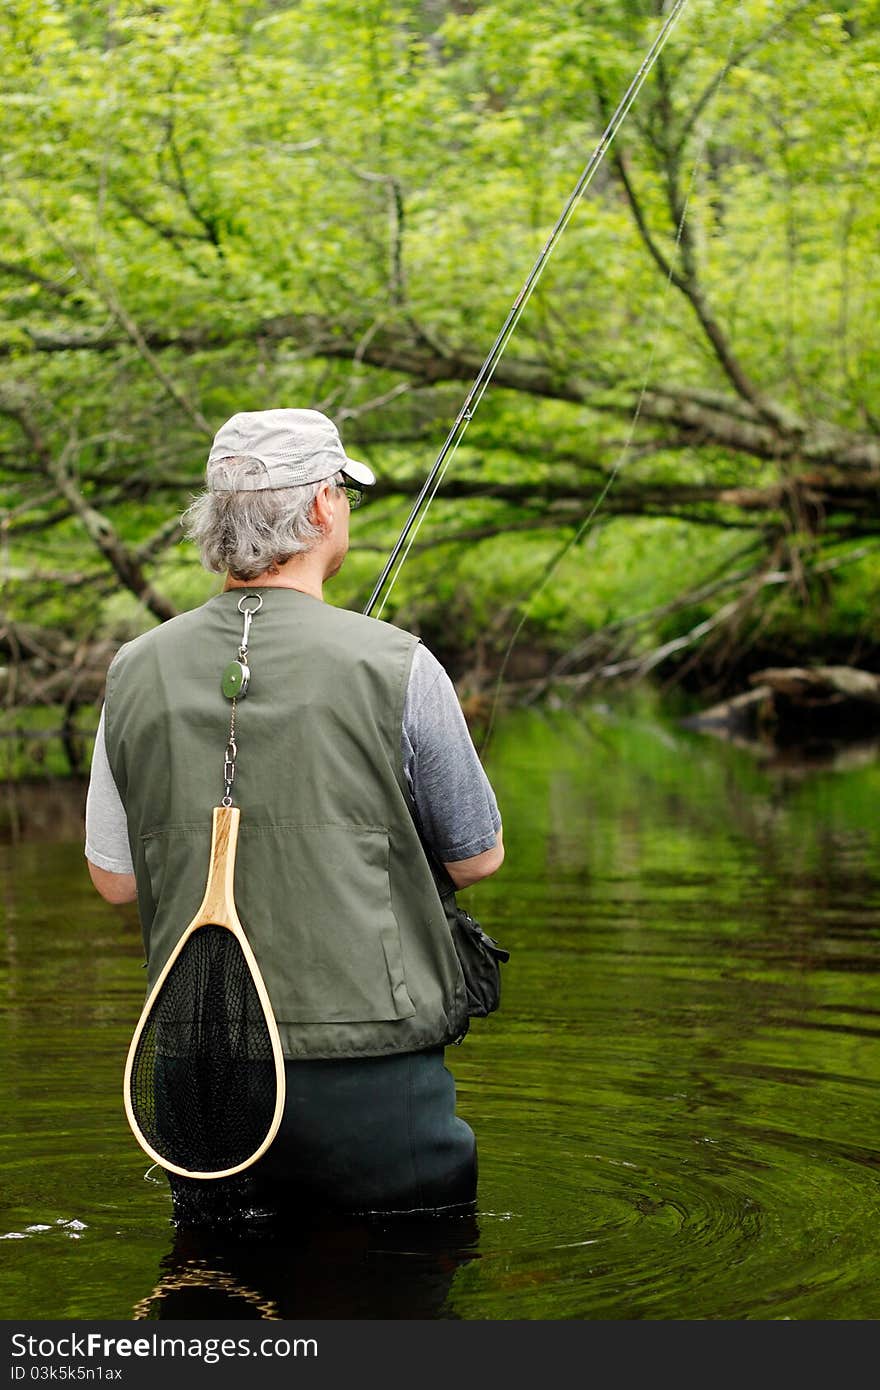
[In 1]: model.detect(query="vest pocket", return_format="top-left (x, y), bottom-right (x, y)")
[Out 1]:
top-left (237, 823), bottom-right (417, 1024)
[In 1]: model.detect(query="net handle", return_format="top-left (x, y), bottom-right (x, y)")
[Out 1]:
top-left (192, 805), bottom-right (241, 931)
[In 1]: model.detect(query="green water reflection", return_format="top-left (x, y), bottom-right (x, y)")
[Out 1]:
top-left (2, 701), bottom-right (879, 1319)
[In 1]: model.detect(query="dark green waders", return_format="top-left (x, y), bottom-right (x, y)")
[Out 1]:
top-left (167, 1049), bottom-right (477, 1225)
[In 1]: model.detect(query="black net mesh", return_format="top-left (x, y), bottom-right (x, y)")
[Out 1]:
top-left (128, 924), bottom-right (280, 1175)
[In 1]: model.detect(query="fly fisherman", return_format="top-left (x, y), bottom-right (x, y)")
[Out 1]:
top-left (84, 408), bottom-right (504, 1225)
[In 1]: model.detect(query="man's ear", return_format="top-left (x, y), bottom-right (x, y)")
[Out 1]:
top-left (310, 482), bottom-right (335, 531)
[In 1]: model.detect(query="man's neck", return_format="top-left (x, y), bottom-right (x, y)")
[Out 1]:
top-left (223, 559), bottom-right (324, 600)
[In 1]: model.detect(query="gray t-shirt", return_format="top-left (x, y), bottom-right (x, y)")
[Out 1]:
top-left (85, 642), bottom-right (501, 874)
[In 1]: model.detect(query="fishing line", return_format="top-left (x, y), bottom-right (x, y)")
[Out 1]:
top-left (478, 144), bottom-right (706, 753)
top-left (476, 12), bottom-right (743, 753)
top-left (363, 0), bottom-right (691, 621)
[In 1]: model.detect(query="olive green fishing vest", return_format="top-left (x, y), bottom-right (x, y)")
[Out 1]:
top-left (103, 587), bottom-right (469, 1059)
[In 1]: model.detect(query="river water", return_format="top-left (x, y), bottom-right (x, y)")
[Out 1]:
top-left (2, 698), bottom-right (879, 1320)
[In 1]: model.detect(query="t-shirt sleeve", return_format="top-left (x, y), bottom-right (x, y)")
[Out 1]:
top-left (84, 706), bottom-right (135, 875)
top-left (402, 643), bottom-right (502, 862)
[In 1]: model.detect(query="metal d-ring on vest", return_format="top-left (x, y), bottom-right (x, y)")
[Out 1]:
top-left (220, 593), bottom-right (263, 807)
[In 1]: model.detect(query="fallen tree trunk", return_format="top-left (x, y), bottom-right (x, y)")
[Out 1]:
top-left (683, 665), bottom-right (880, 745)
top-left (749, 665), bottom-right (880, 704)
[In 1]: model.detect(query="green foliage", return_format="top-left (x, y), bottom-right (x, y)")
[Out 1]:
top-left (2, 0), bottom-right (879, 687)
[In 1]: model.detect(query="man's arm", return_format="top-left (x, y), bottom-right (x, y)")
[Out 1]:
top-left (85, 706), bottom-right (137, 904)
top-left (443, 825), bottom-right (504, 889)
top-left (404, 645), bottom-right (504, 889)
top-left (87, 860), bottom-right (138, 904)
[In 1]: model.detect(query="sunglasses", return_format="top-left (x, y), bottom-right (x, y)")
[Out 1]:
top-left (336, 482), bottom-right (365, 510)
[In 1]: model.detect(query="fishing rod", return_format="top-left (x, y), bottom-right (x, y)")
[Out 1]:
top-left (363, 0), bottom-right (690, 620)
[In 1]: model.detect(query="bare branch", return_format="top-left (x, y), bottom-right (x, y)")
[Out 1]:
top-left (136, 516), bottom-right (184, 562)
top-left (0, 397), bottom-right (178, 623)
top-left (0, 259), bottom-right (79, 300)
top-left (607, 113), bottom-right (772, 416)
top-left (15, 187), bottom-right (212, 435)
top-left (676, 0), bottom-right (817, 148)
top-left (2, 309), bottom-right (879, 472)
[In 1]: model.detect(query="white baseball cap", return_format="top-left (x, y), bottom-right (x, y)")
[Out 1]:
top-left (206, 408), bottom-right (376, 491)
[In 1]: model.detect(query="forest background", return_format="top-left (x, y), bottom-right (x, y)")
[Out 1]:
top-left (1, 0), bottom-right (879, 774)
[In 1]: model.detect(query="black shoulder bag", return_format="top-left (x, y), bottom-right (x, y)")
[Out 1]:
top-left (450, 904), bottom-right (511, 1018)
top-left (426, 850), bottom-right (510, 1020)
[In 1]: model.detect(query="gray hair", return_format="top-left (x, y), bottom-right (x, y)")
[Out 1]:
top-left (182, 456), bottom-right (344, 580)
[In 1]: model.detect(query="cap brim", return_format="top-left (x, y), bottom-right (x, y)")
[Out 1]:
top-left (341, 458), bottom-right (376, 487)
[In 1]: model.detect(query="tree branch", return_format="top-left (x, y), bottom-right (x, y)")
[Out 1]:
top-left (0, 397), bottom-right (178, 623)
top-left (3, 311), bottom-right (879, 471)
top-left (0, 259), bottom-right (78, 300)
top-left (607, 103), bottom-right (773, 417)
top-left (16, 187), bottom-right (212, 435)
top-left (676, 0), bottom-right (817, 150)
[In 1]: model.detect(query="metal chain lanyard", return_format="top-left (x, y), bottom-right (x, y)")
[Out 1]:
top-left (220, 593), bottom-right (263, 807)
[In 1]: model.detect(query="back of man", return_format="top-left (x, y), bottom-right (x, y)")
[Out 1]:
top-left (85, 408), bottom-right (504, 1223)
top-left (104, 587), bottom-right (469, 1056)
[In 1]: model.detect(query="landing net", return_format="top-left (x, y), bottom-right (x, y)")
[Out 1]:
top-left (128, 924), bottom-right (279, 1175)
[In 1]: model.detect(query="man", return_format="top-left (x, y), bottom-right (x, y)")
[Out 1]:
top-left (85, 407), bottom-right (504, 1224)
